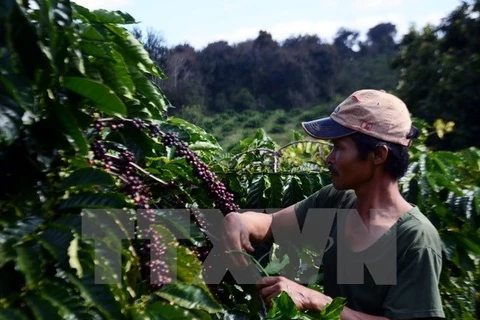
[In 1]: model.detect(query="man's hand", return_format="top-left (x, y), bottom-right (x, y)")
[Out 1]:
top-left (256, 276), bottom-right (333, 312)
top-left (222, 212), bottom-right (256, 267)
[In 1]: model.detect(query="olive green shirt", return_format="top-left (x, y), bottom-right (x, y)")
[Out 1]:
top-left (294, 184), bottom-right (445, 319)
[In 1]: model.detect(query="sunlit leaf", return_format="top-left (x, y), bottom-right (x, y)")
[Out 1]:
top-left (60, 167), bottom-right (115, 190)
top-left (155, 283), bottom-right (223, 314)
top-left (57, 191), bottom-right (129, 210)
top-left (63, 77), bottom-right (126, 117)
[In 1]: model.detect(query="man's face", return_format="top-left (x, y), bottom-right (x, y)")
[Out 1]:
top-left (325, 136), bottom-right (373, 190)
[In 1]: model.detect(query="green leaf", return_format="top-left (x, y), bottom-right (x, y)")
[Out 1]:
top-left (57, 191), bottom-right (129, 210)
top-left (149, 224), bottom-right (210, 291)
top-left (64, 272), bottom-right (125, 320)
top-left (175, 246), bottom-right (210, 293)
top-left (189, 141), bottom-right (222, 152)
top-left (98, 50), bottom-right (136, 100)
top-left (91, 9), bottom-right (136, 24)
top-left (0, 207), bottom-right (44, 265)
top-left (319, 297), bottom-right (346, 319)
top-left (146, 301), bottom-right (209, 320)
top-left (116, 123), bottom-right (158, 159)
top-left (5, 3), bottom-right (52, 82)
top-left (53, 0), bottom-right (73, 27)
top-left (225, 173), bottom-right (245, 195)
top-left (0, 72), bottom-right (35, 112)
top-left (24, 293), bottom-right (60, 320)
top-left (78, 25), bottom-right (105, 41)
top-left (154, 210), bottom-right (203, 246)
top-left (37, 222), bottom-right (75, 266)
top-left (247, 174), bottom-right (271, 208)
top-left (164, 117), bottom-right (219, 145)
top-left (0, 94), bottom-right (22, 146)
top-left (60, 167), bottom-right (115, 190)
top-left (445, 230), bottom-right (480, 255)
top-left (298, 175), bottom-right (313, 197)
top-left (158, 160), bottom-right (193, 181)
top-left (40, 280), bottom-right (92, 319)
top-left (253, 128), bottom-right (278, 150)
top-left (268, 173), bottom-right (284, 207)
top-left (107, 24), bottom-right (164, 78)
top-left (155, 283), bottom-right (223, 314)
top-left (426, 172), bottom-right (459, 194)
top-left (72, 4), bottom-right (135, 24)
top-left (0, 236), bottom-right (16, 268)
top-left (1, 216), bottom-right (43, 238)
top-left (266, 291), bottom-right (301, 319)
top-left (128, 66), bottom-right (168, 117)
top-left (15, 241), bottom-right (43, 287)
top-left (0, 309), bottom-right (28, 320)
top-left (53, 102), bottom-right (89, 155)
top-left (283, 175), bottom-right (305, 207)
top-left (63, 77), bottom-right (126, 117)
top-left (79, 40), bottom-right (115, 60)
top-left (264, 254), bottom-right (290, 276)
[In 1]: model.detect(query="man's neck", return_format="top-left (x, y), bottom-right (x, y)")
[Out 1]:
top-left (353, 179), bottom-right (412, 223)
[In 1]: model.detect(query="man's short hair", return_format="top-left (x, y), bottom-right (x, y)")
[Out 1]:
top-left (350, 126), bottom-right (419, 179)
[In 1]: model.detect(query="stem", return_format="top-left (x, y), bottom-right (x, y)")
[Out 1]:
top-left (96, 118), bottom-right (167, 137)
top-left (226, 249), bottom-right (270, 277)
top-left (129, 162), bottom-right (169, 186)
top-left (229, 148), bottom-right (279, 163)
top-left (229, 140), bottom-right (332, 166)
top-left (103, 154), bottom-right (168, 186)
top-left (96, 117), bottom-right (118, 122)
top-left (277, 140), bottom-right (332, 152)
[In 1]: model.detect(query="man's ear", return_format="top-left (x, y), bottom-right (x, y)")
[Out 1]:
top-left (372, 145), bottom-right (389, 164)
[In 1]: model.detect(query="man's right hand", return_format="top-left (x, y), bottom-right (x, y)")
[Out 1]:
top-left (221, 206), bottom-right (295, 268)
top-left (222, 212), bottom-right (256, 267)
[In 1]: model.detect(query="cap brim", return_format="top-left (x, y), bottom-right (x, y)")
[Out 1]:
top-left (301, 117), bottom-right (356, 140)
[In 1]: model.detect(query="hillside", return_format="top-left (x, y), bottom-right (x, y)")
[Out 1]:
top-left (175, 101), bottom-right (341, 150)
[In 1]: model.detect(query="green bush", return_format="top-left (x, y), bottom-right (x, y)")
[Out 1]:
top-left (244, 118), bottom-right (263, 129)
top-left (270, 124), bottom-right (285, 133)
top-left (276, 114), bottom-right (289, 124)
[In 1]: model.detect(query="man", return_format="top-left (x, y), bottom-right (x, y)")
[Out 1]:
top-left (222, 89), bottom-right (445, 319)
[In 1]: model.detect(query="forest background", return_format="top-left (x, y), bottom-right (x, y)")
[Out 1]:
top-left (130, 2), bottom-right (479, 151)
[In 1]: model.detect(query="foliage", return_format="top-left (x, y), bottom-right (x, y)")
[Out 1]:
top-left (0, 1), bottom-right (221, 319)
top-left (392, 0), bottom-right (480, 150)
top-left (266, 292), bottom-right (345, 320)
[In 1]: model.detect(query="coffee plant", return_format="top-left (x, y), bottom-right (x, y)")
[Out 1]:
top-left (0, 1), bottom-right (479, 319)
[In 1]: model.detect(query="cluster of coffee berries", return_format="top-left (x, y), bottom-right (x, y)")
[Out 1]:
top-left (89, 117), bottom-right (243, 291)
top-left (92, 119), bottom-right (125, 134)
top-left (131, 117), bottom-right (161, 138)
top-left (143, 228), bottom-right (171, 285)
top-left (162, 132), bottom-right (239, 215)
top-left (89, 120), bottom-right (170, 286)
top-left (91, 140), bottom-right (107, 162)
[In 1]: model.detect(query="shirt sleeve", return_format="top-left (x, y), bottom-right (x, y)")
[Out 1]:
top-left (294, 189), bottom-right (322, 229)
top-left (294, 185), bottom-right (355, 229)
top-left (382, 247), bottom-right (445, 319)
